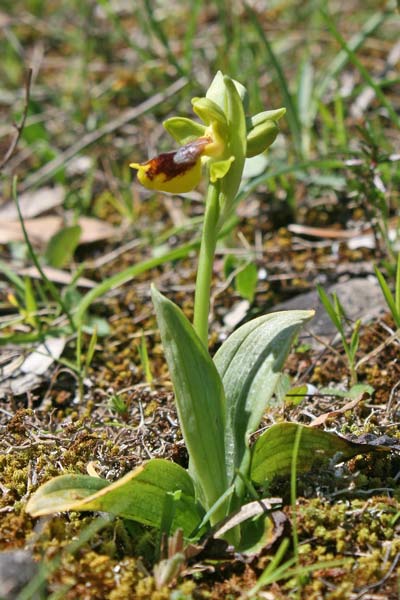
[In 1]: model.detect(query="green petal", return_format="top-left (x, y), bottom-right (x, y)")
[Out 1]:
top-left (163, 117), bottom-right (206, 145)
top-left (209, 157), bottom-right (235, 183)
top-left (191, 97), bottom-right (228, 133)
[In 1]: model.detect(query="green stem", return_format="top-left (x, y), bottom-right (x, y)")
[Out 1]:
top-left (193, 181), bottom-right (220, 347)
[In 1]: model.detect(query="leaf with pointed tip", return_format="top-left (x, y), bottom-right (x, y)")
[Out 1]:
top-left (151, 286), bottom-right (227, 520)
top-left (26, 459), bottom-right (201, 536)
top-left (213, 310), bottom-right (314, 492)
top-left (250, 422), bottom-right (389, 485)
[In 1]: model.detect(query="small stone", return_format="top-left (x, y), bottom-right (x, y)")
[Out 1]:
top-left (0, 550), bottom-right (41, 599)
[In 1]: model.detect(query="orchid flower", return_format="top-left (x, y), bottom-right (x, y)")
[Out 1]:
top-left (131, 72), bottom-right (285, 346)
top-left (130, 72), bottom-right (285, 209)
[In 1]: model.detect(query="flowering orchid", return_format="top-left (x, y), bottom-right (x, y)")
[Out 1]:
top-left (27, 74), bottom-right (316, 549)
top-left (131, 72), bottom-right (285, 347)
top-left (130, 72), bottom-right (285, 207)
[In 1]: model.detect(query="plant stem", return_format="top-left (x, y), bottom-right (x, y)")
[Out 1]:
top-left (193, 180), bottom-right (220, 347)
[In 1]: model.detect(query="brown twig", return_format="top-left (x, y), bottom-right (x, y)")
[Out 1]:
top-left (0, 68), bottom-right (33, 171)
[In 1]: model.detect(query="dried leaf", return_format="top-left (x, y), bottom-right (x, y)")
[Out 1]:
top-left (0, 186), bottom-right (65, 220)
top-left (18, 266), bottom-right (96, 288)
top-left (20, 337), bottom-right (66, 375)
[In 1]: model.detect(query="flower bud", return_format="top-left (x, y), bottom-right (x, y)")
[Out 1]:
top-left (246, 120), bottom-right (279, 158)
top-left (245, 108), bottom-right (286, 157)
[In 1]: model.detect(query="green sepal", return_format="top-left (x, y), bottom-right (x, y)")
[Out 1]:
top-left (206, 70), bottom-right (249, 112)
top-left (191, 96), bottom-right (229, 133)
top-left (163, 117), bottom-right (206, 145)
top-left (218, 76), bottom-right (247, 224)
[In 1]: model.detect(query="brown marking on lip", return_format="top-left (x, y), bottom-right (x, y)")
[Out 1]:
top-left (144, 137), bottom-right (210, 182)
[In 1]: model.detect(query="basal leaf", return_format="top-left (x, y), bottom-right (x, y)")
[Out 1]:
top-left (151, 286), bottom-right (227, 520)
top-left (26, 459), bottom-right (201, 536)
top-left (213, 310), bottom-right (314, 492)
top-left (250, 422), bottom-right (387, 485)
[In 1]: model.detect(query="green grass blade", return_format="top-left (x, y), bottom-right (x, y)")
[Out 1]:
top-left (183, 0), bottom-right (202, 72)
top-left (296, 57), bottom-right (314, 154)
top-left (142, 0), bottom-right (185, 76)
top-left (85, 325), bottom-right (97, 371)
top-left (320, 9), bottom-right (400, 128)
top-left (312, 10), bottom-right (388, 121)
top-left (74, 218), bottom-right (237, 326)
top-left (12, 177), bottom-right (76, 332)
top-left (316, 285), bottom-right (344, 335)
top-left (396, 254), bottom-right (400, 317)
top-left (97, 0), bottom-right (152, 61)
top-left (74, 239), bottom-right (199, 325)
top-left (138, 332), bottom-right (153, 384)
top-left (245, 4), bottom-right (303, 156)
top-left (375, 265), bottom-right (400, 327)
top-left (236, 157), bottom-right (348, 203)
top-left (0, 259), bottom-right (26, 294)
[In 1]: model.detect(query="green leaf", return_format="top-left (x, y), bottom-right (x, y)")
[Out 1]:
top-left (250, 422), bottom-right (381, 485)
top-left (319, 383), bottom-right (374, 399)
top-left (235, 262), bottom-right (258, 302)
top-left (163, 117), bottom-right (206, 145)
top-left (213, 310), bottom-right (314, 492)
top-left (284, 384), bottom-right (309, 407)
top-left (151, 286), bottom-right (228, 520)
top-left (45, 225), bottom-right (82, 268)
top-left (26, 459), bottom-right (201, 536)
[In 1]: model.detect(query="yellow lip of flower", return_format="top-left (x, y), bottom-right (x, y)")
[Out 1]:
top-left (130, 137), bottom-right (211, 193)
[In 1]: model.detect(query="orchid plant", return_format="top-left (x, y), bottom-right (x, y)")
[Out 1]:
top-left (27, 73), bottom-right (329, 550)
